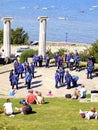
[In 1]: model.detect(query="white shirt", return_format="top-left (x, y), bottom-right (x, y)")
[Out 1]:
top-left (80, 88), bottom-right (87, 98)
top-left (3, 102), bottom-right (13, 114)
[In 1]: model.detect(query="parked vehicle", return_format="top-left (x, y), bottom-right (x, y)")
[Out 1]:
top-left (15, 46), bottom-right (30, 57)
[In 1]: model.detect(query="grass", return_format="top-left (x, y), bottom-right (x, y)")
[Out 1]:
top-left (0, 98), bottom-right (98, 130)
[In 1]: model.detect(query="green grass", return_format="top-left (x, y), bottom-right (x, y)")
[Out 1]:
top-left (0, 98), bottom-right (98, 130)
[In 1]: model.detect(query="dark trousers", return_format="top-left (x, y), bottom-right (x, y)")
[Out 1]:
top-left (12, 84), bottom-right (18, 90)
top-left (87, 71), bottom-right (92, 79)
top-left (67, 82), bottom-right (71, 89)
top-left (27, 81), bottom-right (31, 89)
top-left (60, 76), bottom-right (64, 85)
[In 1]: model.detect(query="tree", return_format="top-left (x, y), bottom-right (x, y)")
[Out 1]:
top-left (89, 40), bottom-right (98, 63)
top-left (0, 28), bottom-right (29, 45)
top-left (0, 29), bottom-right (3, 45)
top-left (11, 28), bottom-right (29, 45)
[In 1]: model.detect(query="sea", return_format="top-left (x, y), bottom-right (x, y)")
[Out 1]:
top-left (0, 0), bottom-right (98, 44)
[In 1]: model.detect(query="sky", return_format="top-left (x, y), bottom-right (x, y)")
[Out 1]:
top-left (0, 0), bottom-right (98, 43)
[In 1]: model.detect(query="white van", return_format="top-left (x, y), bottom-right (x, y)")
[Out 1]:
top-left (15, 45), bottom-right (30, 57)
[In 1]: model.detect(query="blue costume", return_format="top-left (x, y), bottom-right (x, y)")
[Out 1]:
top-left (58, 67), bottom-right (65, 85)
top-left (32, 55), bottom-right (39, 67)
top-left (9, 72), bottom-right (19, 90)
top-left (54, 53), bottom-right (59, 66)
top-left (57, 56), bottom-right (63, 68)
top-left (25, 71), bottom-right (32, 89)
top-left (38, 55), bottom-right (43, 67)
top-left (72, 76), bottom-right (79, 87)
top-left (65, 72), bottom-right (72, 89)
top-left (17, 63), bottom-right (24, 78)
top-left (30, 63), bottom-right (35, 78)
top-left (87, 60), bottom-right (94, 79)
top-left (66, 54), bottom-right (71, 68)
top-left (74, 54), bottom-right (81, 71)
top-left (55, 71), bottom-right (60, 88)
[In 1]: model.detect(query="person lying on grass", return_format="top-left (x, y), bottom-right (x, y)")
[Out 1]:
top-left (79, 106), bottom-right (98, 120)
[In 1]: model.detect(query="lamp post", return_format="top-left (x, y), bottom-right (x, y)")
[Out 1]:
top-left (65, 32), bottom-right (68, 43)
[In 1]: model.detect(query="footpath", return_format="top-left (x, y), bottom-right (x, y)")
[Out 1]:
top-left (0, 63), bottom-right (98, 98)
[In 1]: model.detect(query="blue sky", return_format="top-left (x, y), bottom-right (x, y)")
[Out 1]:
top-left (0, 0), bottom-right (98, 43)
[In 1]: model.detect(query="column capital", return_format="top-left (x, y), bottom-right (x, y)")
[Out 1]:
top-left (1, 17), bottom-right (14, 23)
top-left (38, 16), bottom-right (48, 21)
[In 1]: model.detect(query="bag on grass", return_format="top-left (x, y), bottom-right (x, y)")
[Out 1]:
top-left (65, 94), bottom-right (71, 98)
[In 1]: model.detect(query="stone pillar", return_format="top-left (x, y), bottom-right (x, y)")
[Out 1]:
top-left (38, 16), bottom-right (48, 57)
top-left (1, 17), bottom-right (13, 58)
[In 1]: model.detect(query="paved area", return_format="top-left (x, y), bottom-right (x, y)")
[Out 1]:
top-left (0, 63), bottom-right (98, 98)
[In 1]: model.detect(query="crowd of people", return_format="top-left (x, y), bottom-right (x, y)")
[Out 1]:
top-left (2, 89), bottom-right (45, 117)
top-left (0, 50), bottom-right (97, 119)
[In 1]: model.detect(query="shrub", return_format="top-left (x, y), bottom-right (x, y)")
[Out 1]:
top-left (88, 41), bottom-right (98, 63)
top-left (57, 48), bottom-right (67, 56)
top-left (80, 52), bottom-right (90, 62)
top-left (20, 49), bottom-right (38, 63)
top-left (46, 48), bottom-right (54, 59)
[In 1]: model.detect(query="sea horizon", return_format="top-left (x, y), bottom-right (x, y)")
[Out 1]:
top-left (0, 0), bottom-right (98, 44)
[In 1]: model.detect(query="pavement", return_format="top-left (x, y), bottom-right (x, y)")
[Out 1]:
top-left (0, 63), bottom-right (98, 98)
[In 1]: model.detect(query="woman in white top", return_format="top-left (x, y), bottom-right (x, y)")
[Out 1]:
top-left (3, 98), bottom-right (14, 115)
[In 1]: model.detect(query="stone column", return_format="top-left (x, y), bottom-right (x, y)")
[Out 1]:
top-left (1, 17), bottom-right (14, 58)
top-left (38, 16), bottom-right (48, 57)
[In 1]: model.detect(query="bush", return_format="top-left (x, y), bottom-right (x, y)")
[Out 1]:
top-left (80, 52), bottom-right (90, 62)
top-left (46, 48), bottom-right (54, 59)
top-left (20, 49), bottom-right (38, 63)
top-left (88, 41), bottom-right (98, 63)
top-left (57, 48), bottom-right (67, 56)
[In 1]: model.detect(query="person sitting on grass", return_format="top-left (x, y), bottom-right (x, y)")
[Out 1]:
top-left (36, 92), bottom-right (45, 104)
top-left (15, 100), bottom-right (32, 115)
top-left (26, 90), bottom-right (37, 104)
top-left (72, 85), bottom-right (87, 99)
top-left (79, 106), bottom-right (98, 120)
top-left (3, 98), bottom-right (14, 116)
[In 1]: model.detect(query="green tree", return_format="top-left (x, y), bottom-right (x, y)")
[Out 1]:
top-left (89, 40), bottom-right (98, 63)
top-left (0, 29), bottom-right (3, 45)
top-left (11, 28), bottom-right (29, 45)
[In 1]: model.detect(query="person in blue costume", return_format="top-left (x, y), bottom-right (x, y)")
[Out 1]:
top-left (74, 52), bottom-right (81, 71)
top-left (9, 70), bottom-right (19, 90)
top-left (86, 58), bottom-right (94, 79)
top-left (24, 58), bottom-right (29, 74)
top-left (45, 53), bottom-right (50, 68)
top-left (38, 55), bottom-right (43, 67)
top-left (72, 75), bottom-right (79, 87)
top-left (55, 70), bottom-right (60, 88)
top-left (30, 62), bottom-right (35, 78)
top-left (14, 59), bottom-right (19, 75)
top-left (65, 70), bottom-right (73, 89)
top-left (54, 53), bottom-right (59, 66)
top-left (17, 62), bottom-right (24, 78)
top-left (66, 53), bottom-right (71, 68)
top-left (58, 66), bottom-right (65, 85)
top-left (25, 69), bottom-right (32, 89)
top-left (57, 55), bottom-right (63, 69)
top-left (69, 53), bottom-right (75, 71)
top-left (32, 54), bottom-right (39, 67)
